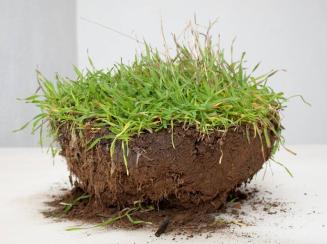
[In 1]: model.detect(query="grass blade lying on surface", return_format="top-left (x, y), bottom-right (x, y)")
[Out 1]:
top-left (65, 203), bottom-right (153, 231)
top-left (60, 193), bottom-right (91, 214)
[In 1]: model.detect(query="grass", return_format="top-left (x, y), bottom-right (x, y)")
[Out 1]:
top-left (60, 193), bottom-right (91, 214)
top-left (22, 23), bottom-right (287, 173)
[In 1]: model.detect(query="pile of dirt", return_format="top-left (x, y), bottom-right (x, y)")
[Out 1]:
top-left (43, 187), bottom-right (255, 235)
top-left (58, 123), bottom-right (275, 211)
top-left (44, 185), bottom-right (286, 237)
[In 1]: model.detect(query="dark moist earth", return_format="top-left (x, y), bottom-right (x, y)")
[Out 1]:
top-left (58, 124), bottom-right (274, 209)
top-left (49, 123), bottom-right (276, 235)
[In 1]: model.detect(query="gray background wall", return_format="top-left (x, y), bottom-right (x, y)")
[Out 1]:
top-left (0, 0), bottom-right (77, 146)
top-left (1, 0), bottom-right (326, 146)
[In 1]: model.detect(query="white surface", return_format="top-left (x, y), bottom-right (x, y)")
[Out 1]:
top-left (0, 145), bottom-right (326, 243)
top-left (77, 0), bottom-right (327, 144)
top-left (0, 0), bottom-right (76, 146)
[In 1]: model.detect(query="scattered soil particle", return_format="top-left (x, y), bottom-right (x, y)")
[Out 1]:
top-left (231, 209), bottom-right (239, 216)
top-left (233, 202), bottom-right (242, 209)
top-left (155, 217), bottom-right (170, 237)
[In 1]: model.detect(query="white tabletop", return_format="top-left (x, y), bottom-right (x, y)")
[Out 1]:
top-left (0, 145), bottom-right (326, 244)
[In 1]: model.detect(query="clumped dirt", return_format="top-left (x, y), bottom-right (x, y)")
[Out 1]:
top-left (50, 123), bottom-right (276, 235)
top-left (58, 123), bottom-right (275, 210)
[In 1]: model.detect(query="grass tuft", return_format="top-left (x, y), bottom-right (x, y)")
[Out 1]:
top-left (21, 22), bottom-right (287, 170)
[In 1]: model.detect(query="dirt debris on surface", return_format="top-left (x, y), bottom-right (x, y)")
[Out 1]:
top-left (44, 186), bottom-right (228, 234)
top-left (43, 184), bottom-right (290, 239)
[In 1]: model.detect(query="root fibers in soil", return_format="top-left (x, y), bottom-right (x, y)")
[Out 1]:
top-left (58, 124), bottom-right (275, 210)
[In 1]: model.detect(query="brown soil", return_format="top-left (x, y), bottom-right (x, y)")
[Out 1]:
top-left (53, 123), bottom-right (275, 235)
top-left (58, 124), bottom-right (274, 210)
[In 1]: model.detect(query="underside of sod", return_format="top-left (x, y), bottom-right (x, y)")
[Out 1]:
top-left (58, 123), bottom-right (275, 211)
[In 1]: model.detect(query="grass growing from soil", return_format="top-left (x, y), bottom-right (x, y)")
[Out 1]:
top-left (22, 23), bottom-right (287, 172)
